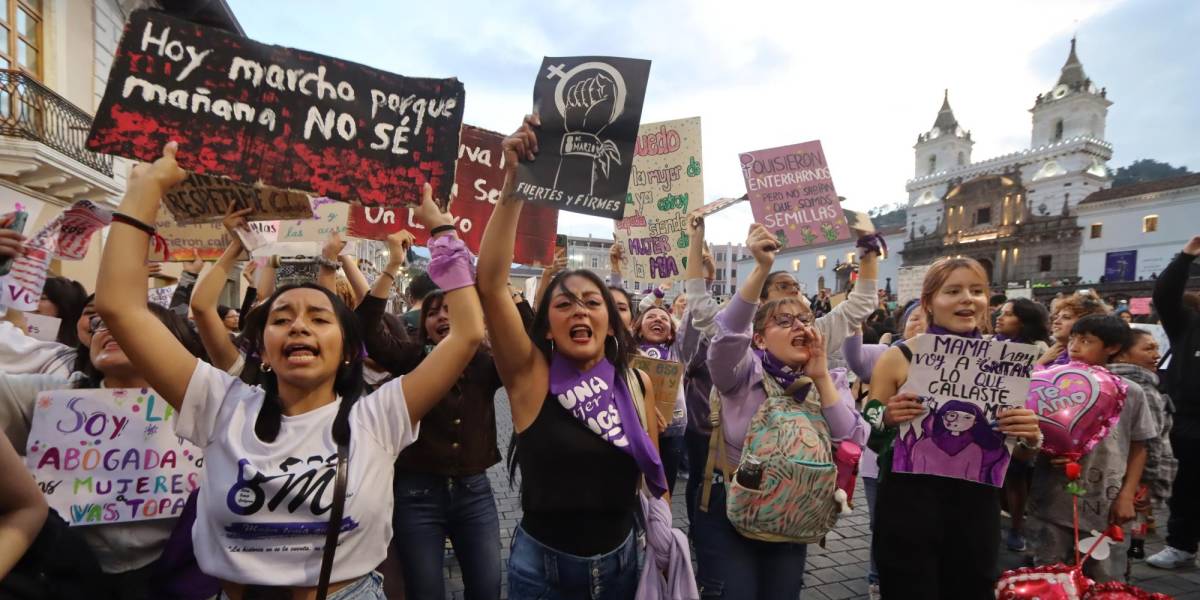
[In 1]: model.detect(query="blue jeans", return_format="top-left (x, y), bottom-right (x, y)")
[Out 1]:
top-left (507, 524), bottom-right (639, 600)
top-left (661, 432), bottom-right (686, 497)
top-left (391, 472), bottom-right (501, 600)
top-left (863, 475), bottom-right (880, 585)
top-left (219, 572), bottom-right (384, 599)
top-left (685, 429), bottom-right (711, 526)
top-left (692, 478), bottom-right (809, 599)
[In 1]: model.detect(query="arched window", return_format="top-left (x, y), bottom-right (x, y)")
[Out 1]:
top-left (927, 154), bottom-right (937, 175)
top-left (1053, 119), bottom-right (1064, 142)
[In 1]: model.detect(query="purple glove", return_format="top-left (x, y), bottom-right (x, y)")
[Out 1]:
top-left (856, 233), bottom-right (887, 257)
top-left (427, 235), bottom-right (476, 291)
top-left (653, 287), bottom-right (665, 299)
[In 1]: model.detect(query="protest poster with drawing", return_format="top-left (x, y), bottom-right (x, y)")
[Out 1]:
top-left (629, 355), bottom-right (684, 428)
top-left (346, 125), bottom-right (558, 266)
top-left (163, 173), bottom-right (313, 225)
top-left (614, 117), bottom-right (703, 287)
top-left (514, 56), bottom-right (651, 219)
top-left (25, 388), bottom-right (202, 526)
top-left (739, 140), bottom-right (851, 249)
top-left (892, 334), bottom-right (1039, 487)
top-left (87, 9), bottom-right (464, 207)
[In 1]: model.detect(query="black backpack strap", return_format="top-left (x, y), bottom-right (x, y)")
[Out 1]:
top-left (895, 340), bottom-right (913, 363)
top-left (316, 442), bottom-right (349, 600)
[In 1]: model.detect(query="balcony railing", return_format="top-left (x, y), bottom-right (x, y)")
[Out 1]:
top-left (0, 70), bottom-right (113, 177)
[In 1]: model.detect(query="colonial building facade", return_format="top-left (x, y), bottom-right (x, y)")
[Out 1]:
top-left (901, 39), bottom-right (1115, 287)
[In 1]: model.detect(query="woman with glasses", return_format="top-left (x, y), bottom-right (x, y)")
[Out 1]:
top-left (0, 300), bottom-right (210, 599)
top-left (694, 223), bottom-right (868, 599)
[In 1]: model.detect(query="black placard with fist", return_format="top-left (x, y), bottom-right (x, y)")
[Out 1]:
top-left (514, 56), bottom-right (651, 219)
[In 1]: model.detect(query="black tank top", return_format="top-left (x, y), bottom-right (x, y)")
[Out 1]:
top-left (516, 392), bottom-right (640, 556)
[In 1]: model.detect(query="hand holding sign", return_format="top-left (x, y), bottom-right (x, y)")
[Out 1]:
top-left (129, 141), bottom-right (188, 198)
top-left (747, 224), bottom-right (779, 267)
top-left (0, 226), bottom-right (23, 260)
top-left (413, 183), bottom-right (454, 234)
top-left (384, 230), bottom-right (415, 268)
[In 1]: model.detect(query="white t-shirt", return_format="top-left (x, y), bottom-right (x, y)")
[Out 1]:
top-left (175, 361), bottom-right (419, 586)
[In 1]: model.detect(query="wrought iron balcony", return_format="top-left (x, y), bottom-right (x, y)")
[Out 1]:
top-left (0, 69), bottom-right (113, 177)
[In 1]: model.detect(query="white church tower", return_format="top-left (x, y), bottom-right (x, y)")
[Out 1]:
top-left (907, 91), bottom-right (972, 238)
top-left (1021, 37), bottom-right (1114, 216)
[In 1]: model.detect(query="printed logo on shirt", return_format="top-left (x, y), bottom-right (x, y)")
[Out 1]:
top-left (226, 454), bottom-right (340, 516)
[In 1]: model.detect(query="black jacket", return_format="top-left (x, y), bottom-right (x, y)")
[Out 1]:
top-left (1153, 252), bottom-right (1200, 436)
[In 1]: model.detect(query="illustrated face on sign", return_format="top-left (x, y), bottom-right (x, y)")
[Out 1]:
top-left (942, 409), bottom-right (976, 433)
top-left (928, 267), bottom-right (988, 334)
top-left (1115, 332), bottom-right (1160, 372)
top-left (262, 287), bottom-right (346, 391)
top-left (545, 274), bottom-right (614, 365)
top-left (637, 307), bottom-right (674, 346)
top-left (609, 288), bottom-right (633, 331)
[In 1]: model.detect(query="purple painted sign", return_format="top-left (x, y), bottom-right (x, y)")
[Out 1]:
top-left (892, 334), bottom-right (1039, 487)
top-left (739, 140), bottom-right (850, 249)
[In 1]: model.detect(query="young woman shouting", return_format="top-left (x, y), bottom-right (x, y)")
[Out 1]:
top-left (95, 142), bottom-right (485, 600)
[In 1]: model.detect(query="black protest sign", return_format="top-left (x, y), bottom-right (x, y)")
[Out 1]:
top-left (514, 56), bottom-right (650, 219)
top-left (164, 173), bottom-right (312, 225)
top-left (87, 9), bottom-right (464, 207)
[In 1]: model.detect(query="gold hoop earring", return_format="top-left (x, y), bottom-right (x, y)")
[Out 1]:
top-left (260, 362), bottom-right (272, 373)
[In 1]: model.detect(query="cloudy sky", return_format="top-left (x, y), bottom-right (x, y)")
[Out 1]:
top-left (228, 0), bottom-right (1199, 245)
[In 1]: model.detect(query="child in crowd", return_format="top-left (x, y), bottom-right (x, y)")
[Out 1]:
top-left (1027, 314), bottom-right (1156, 581)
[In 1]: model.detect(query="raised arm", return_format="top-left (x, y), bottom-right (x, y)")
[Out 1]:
top-left (0, 430), bottom-right (46, 578)
top-left (94, 142), bottom-right (198, 409)
top-left (1152, 236), bottom-right (1200, 342)
top-left (170, 252), bottom-right (204, 311)
top-left (190, 213), bottom-right (248, 372)
top-left (609, 243), bottom-right (625, 287)
top-left (316, 232), bottom-right (345, 294)
top-left (535, 246), bottom-right (567, 309)
top-left (340, 254), bottom-right (370, 308)
top-left (400, 185), bottom-right (486, 422)
top-left (676, 214), bottom-right (716, 363)
top-left (707, 224), bottom-right (777, 395)
top-left (478, 115), bottom-right (548, 407)
top-left (356, 230), bottom-right (425, 376)
top-left (814, 248), bottom-right (879, 354)
top-left (237, 260), bottom-right (257, 331)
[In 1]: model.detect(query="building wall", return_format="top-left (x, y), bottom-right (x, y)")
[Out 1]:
top-left (709, 243), bottom-right (750, 298)
top-left (734, 230), bottom-right (907, 299)
top-left (564, 235), bottom-right (614, 279)
top-left (1077, 187), bottom-right (1199, 282)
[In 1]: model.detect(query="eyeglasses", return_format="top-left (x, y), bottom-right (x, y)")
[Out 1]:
top-left (772, 281), bottom-right (801, 293)
top-left (768, 312), bottom-right (813, 329)
top-left (89, 315), bottom-right (109, 334)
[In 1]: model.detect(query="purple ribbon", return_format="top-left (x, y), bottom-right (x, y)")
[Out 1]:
top-left (856, 233), bottom-right (888, 257)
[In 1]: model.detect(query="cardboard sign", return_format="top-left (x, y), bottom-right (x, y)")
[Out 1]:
top-left (148, 285), bottom-right (178, 308)
top-left (23, 312), bottom-right (61, 342)
top-left (163, 173), bottom-right (313, 225)
top-left (514, 56), bottom-right (651, 219)
top-left (614, 117), bottom-right (703, 287)
top-left (739, 140), bottom-right (850, 249)
top-left (897, 264), bottom-right (932, 304)
top-left (346, 126), bottom-right (558, 266)
top-left (155, 205), bottom-right (280, 261)
top-left (1129, 297), bottom-right (1152, 316)
top-left (87, 9), bottom-right (465, 206)
top-left (25, 388), bottom-right (202, 526)
top-left (892, 334), bottom-right (1038, 487)
top-left (629, 355), bottom-right (683, 426)
top-left (694, 196), bottom-right (745, 218)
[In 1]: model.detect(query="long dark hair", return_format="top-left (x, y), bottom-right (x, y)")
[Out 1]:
top-left (416, 290), bottom-right (446, 348)
top-left (76, 303), bottom-right (208, 389)
top-left (239, 284), bottom-right (365, 446)
top-left (42, 276), bottom-right (88, 347)
top-left (1006, 298), bottom-right (1050, 344)
top-left (529, 269), bottom-right (636, 376)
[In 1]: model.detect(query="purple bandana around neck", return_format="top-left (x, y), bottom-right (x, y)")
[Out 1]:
top-left (925, 324), bottom-right (983, 339)
top-left (759, 349), bottom-right (814, 402)
top-left (548, 354), bottom-right (668, 498)
top-left (639, 342), bottom-right (671, 361)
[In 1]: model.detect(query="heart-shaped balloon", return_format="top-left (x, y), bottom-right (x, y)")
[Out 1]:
top-left (1083, 581), bottom-right (1172, 599)
top-left (1027, 361), bottom-right (1128, 458)
top-left (995, 563), bottom-right (1093, 600)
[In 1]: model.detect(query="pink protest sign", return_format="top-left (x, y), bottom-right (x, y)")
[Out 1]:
top-left (25, 388), bottom-right (201, 526)
top-left (739, 140), bottom-right (850, 249)
top-left (1129, 297), bottom-right (1152, 316)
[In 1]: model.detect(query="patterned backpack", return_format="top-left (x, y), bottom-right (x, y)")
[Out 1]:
top-left (700, 372), bottom-right (840, 543)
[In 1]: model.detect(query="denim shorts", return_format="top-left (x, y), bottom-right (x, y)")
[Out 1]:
top-left (220, 571), bottom-right (384, 600)
top-left (507, 525), bottom-right (638, 600)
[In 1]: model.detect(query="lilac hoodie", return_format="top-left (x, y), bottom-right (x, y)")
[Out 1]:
top-left (707, 295), bottom-right (868, 466)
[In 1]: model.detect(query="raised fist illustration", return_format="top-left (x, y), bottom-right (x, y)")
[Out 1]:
top-left (564, 72), bottom-right (617, 132)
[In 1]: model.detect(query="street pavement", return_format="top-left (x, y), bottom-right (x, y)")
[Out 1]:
top-left (426, 391), bottom-right (1200, 599)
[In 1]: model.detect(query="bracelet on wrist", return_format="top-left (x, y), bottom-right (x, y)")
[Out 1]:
top-left (316, 256), bottom-right (341, 270)
top-left (429, 224), bottom-right (455, 236)
top-left (112, 212), bottom-right (157, 236)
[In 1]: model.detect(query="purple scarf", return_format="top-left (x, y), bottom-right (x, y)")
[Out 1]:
top-left (549, 354), bottom-right (668, 498)
top-left (758, 349), bottom-right (814, 402)
top-left (639, 342), bottom-right (671, 361)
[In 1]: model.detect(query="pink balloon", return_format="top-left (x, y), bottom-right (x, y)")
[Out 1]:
top-left (1084, 581), bottom-right (1172, 599)
top-left (995, 564), bottom-right (1093, 600)
top-left (1026, 361), bottom-right (1128, 459)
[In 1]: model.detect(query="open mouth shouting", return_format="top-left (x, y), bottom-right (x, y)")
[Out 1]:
top-left (790, 331), bottom-right (810, 347)
top-left (283, 342), bottom-right (320, 366)
top-left (569, 324), bottom-right (593, 344)
top-left (954, 308), bottom-right (976, 321)
top-left (435, 323), bottom-right (450, 337)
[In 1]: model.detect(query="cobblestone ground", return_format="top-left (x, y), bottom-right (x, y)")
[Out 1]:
top-left (422, 392), bottom-right (1200, 599)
